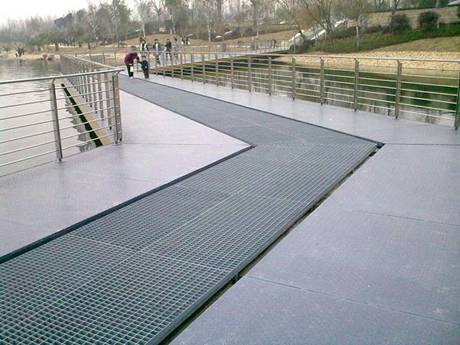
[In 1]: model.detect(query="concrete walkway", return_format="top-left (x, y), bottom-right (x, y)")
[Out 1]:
top-left (0, 91), bottom-right (246, 257)
top-left (117, 76), bottom-right (460, 345)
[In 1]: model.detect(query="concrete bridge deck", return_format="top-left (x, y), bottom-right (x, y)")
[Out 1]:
top-left (1, 75), bottom-right (459, 345)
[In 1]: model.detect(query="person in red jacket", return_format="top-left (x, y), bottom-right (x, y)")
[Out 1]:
top-left (124, 51), bottom-right (139, 79)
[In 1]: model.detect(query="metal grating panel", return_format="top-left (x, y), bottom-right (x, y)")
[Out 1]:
top-left (73, 186), bottom-right (230, 250)
top-left (1, 78), bottom-right (377, 344)
top-left (0, 236), bottom-right (131, 333)
top-left (1, 253), bottom-right (227, 345)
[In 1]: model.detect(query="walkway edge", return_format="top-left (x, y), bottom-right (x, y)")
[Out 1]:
top-left (0, 145), bottom-right (253, 264)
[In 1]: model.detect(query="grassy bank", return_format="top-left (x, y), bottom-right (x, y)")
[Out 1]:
top-left (312, 23), bottom-right (460, 53)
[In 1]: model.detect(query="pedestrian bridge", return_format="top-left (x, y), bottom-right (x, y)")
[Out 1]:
top-left (0, 57), bottom-right (459, 345)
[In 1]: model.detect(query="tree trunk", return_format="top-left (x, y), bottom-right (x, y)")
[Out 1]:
top-left (252, 2), bottom-right (258, 36)
top-left (216, 0), bottom-right (223, 34)
top-left (355, 24), bottom-right (360, 50)
top-left (54, 42), bottom-right (59, 51)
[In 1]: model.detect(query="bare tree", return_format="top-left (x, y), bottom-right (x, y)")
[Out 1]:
top-left (86, 3), bottom-right (99, 48)
top-left (152, 0), bottom-right (164, 32)
top-left (289, 0), bottom-right (338, 36)
top-left (390, 0), bottom-right (402, 14)
top-left (136, 0), bottom-right (153, 37)
top-left (249, 0), bottom-right (262, 36)
top-left (337, 0), bottom-right (370, 49)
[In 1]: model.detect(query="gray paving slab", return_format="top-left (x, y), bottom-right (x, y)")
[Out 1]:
top-left (170, 277), bottom-right (459, 345)
top-left (248, 207), bottom-right (460, 323)
top-left (0, 91), bottom-right (247, 256)
top-left (326, 144), bottom-right (460, 226)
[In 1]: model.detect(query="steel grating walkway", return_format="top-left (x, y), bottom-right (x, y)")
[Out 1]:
top-left (0, 78), bottom-right (377, 344)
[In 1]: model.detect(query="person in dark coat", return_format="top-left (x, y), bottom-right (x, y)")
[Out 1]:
top-left (124, 51), bottom-right (139, 79)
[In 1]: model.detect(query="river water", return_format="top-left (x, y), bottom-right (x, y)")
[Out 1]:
top-left (0, 59), bottom-right (94, 176)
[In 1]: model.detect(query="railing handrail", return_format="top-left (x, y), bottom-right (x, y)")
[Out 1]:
top-left (0, 68), bottom-right (122, 85)
top-left (145, 51), bottom-right (460, 65)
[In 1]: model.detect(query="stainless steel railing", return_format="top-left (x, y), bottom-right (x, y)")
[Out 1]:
top-left (147, 52), bottom-right (460, 129)
top-left (0, 55), bottom-right (122, 176)
top-left (72, 40), bottom-right (290, 67)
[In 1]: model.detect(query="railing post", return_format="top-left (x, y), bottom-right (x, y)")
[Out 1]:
top-left (230, 57), bottom-right (234, 89)
top-left (215, 53), bottom-right (219, 86)
top-left (455, 71), bottom-right (460, 130)
top-left (96, 73), bottom-right (104, 120)
top-left (268, 56), bottom-right (273, 96)
top-left (202, 53), bottom-right (206, 83)
top-left (180, 53), bottom-right (184, 79)
top-left (395, 60), bottom-right (402, 119)
top-left (49, 81), bottom-right (63, 162)
top-left (111, 74), bottom-right (122, 143)
top-left (354, 59), bottom-right (359, 111)
top-left (191, 54), bottom-right (195, 82)
top-left (291, 56), bottom-right (296, 100)
top-left (104, 72), bottom-right (113, 130)
top-left (248, 56), bottom-right (252, 92)
top-left (320, 57), bottom-right (325, 105)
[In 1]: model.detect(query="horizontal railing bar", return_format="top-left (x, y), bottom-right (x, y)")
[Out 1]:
top-left (0, 128), bottom-right (56, 144)
top-left (0, 109), bottom-right (52, 121)
top-left (53, 89), bottom-right (114, 102)
top-left (358, 95), bottom-right (396, 104)
top-left (61, 133), bottom-right (114, 151)
top-left (0, 88), bottom-right (50, 97)
top-left (0, 118), bottom-right (54, 132)
top-left (0, 68), bottom-right (122, 85)
top-left (400, 107), bottom-right (455, 119)
top-left (0, 149), bottom-right (55, 168)
top-left (401, 73), bottom-right (458, 81)
top-left (399, 95), bottom-right (456, 105)
top-left (399, 102), bottom-right (456, 113)
top-left (60, 123), bottom-right (115, 140)
top-left (0, 98), bottom-right (51, 110)
top-left (399, 88), bottom-right (456, 97)
top-left (357, 89), bottom-right (395, 97)
top-left (358, 83), bottom-right (397, 91)
top-left (357, 102), bottom-right (394, 111)
top-left (60, 110), bottom-right (116, 123)
top-left (0, 138), bottom-right (57, 157)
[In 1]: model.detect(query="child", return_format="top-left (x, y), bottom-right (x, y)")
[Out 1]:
top-left (141, 56), bottom-right (149, 79)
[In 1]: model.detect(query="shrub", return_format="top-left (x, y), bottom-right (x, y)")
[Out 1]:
top-left (365, 25), bottom-right (383, 34)
top-left (418, 11), bottom-right (440, 31)
top-left (389, 14), bottom-right (412, 33)
top-left (329, 27), bottom-right (356, 39)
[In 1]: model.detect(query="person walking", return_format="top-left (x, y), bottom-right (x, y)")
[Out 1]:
top-left (124, 51), bottom-right (139, 79)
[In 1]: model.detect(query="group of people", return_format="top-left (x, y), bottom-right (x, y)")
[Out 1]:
top-left (140, 37), bottom-right (186, 65)
top-left (124, 36), bottom-right (188, 80)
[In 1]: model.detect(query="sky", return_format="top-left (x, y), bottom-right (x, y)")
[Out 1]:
top-left (0, 0), bottom-right (136, 26)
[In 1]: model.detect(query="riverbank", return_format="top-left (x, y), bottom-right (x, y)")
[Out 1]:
top-left (277, 50), bottom-right (460, 76)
